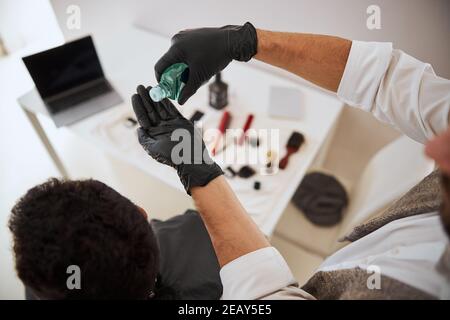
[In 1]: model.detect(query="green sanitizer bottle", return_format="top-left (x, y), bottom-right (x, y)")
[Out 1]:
top-left (149, 63), bottom-right (189, 102)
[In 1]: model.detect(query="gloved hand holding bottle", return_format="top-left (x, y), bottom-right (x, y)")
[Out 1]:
top-left (132, 85), bottom-right (223, 194)
top-left (154, 22), bottom-right (258, 105)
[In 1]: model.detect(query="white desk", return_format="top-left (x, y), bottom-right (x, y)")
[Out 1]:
top-left (18, 25), bottom-right (343, 236)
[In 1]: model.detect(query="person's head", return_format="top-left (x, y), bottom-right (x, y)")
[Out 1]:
top-left (9, 178), bottom-right (159, 299)
top-left (425, 126), bottom-right (450, 239)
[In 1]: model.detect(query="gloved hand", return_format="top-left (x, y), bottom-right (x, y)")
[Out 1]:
top-left (155, 22), bottom-right (258, 105)
top-left (132, 85), bottom-right (223, 194)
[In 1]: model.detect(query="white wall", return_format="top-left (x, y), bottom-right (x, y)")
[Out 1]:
top-left (0, 0), bottom-right (62, 52)
top-left (50, 0), bottom-right (450, 78)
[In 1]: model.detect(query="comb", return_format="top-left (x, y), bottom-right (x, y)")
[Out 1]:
top-left (211, 111), bottom-right (231, 156)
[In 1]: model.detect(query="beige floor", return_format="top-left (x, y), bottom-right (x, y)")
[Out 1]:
top-left (0, 34), bottom-right (400, 299)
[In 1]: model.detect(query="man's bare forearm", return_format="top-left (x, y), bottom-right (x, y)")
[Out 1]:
top-left (255, 29), bottom-right (352, 92)
top-left (191, 176), bottom-right (270, 267)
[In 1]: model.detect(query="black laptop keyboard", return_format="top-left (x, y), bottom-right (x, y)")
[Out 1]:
top-left (48, 81), bottom-right (112, 112)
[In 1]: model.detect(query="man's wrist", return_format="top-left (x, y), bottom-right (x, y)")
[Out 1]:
top-left (254, 29), bottom-right (271, 61)
top-left (178, 163), bottom-right (224, 195)
top-left (190, 174), bottom-right (224, 196)
top-left (230, 22), bottom-right (258, 62)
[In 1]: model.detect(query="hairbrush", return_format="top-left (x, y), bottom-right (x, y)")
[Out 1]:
top-left (279, 131), bottom-right (305, 170)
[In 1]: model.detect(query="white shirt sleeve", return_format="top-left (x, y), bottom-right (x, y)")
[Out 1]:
top-left (220, 247), bottom-right (314, 300)
top-left (337, 41), bottom-right (450, 144)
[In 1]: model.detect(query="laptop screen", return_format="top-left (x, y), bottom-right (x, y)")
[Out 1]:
top-left (22, 36), bottom-right (104, 100)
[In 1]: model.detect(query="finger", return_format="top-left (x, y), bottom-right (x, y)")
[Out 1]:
top-left (425, 129), bottom-right (450, 175)
top-left (137, 85), bottom-right (161, 123)
top-left (178, 78), bottom-right (199, 105)
top-left (155, 54), bottom-right (178, 82)
top-left (132, 94), bottom-right (153, 128)
top-left (137, 127), bottom-right (153, 143)
top-left (144, 86), bottom-right (169, 120)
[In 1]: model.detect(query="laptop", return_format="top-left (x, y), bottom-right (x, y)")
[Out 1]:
top-left (22, 36), bottom-right (123, 127)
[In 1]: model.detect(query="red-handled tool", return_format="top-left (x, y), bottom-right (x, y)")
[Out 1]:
top-left (238, 114), bottom-right (254, 145)
top-left (279, 131), bottom-right (305, 169)
top-left (211, 111), bottom-right (231, 156)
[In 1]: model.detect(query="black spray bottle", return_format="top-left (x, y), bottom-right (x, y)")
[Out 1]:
top-left (209, 72), bottom-right (228, 110)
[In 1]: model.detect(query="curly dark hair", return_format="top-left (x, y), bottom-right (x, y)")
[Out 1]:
top-left (8, 178), bottom-right (160, 299)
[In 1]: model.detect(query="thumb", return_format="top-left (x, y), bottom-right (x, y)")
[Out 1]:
top-left (154, 56), bottom-right (173, 82)
top-left (137, 127), bottom-right (156, 147)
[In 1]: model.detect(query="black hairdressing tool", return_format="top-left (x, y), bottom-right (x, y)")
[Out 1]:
top-left (248, 136), bottom-right (260, 147)
top-left (224, 166), bottom-right (237, 178)
top-left (279, 132), bottom-right (305, 170)
top-left (189, 110), bottom-right (204, 123)
top-left (238, 165), bottom-right (256, 178)
top-left (124, 117), bottom-right (138, 128)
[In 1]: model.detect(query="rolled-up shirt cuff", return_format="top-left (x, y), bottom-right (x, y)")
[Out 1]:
top-left (220, 247), bottom-right (297, 300)
top-left (337, 40), bottom-right (392, 111)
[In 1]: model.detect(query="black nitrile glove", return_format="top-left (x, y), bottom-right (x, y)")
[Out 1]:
top-left (155, 22), bottom-right (257, 105)
top-left (132, 85), bottom-right (223, 194)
